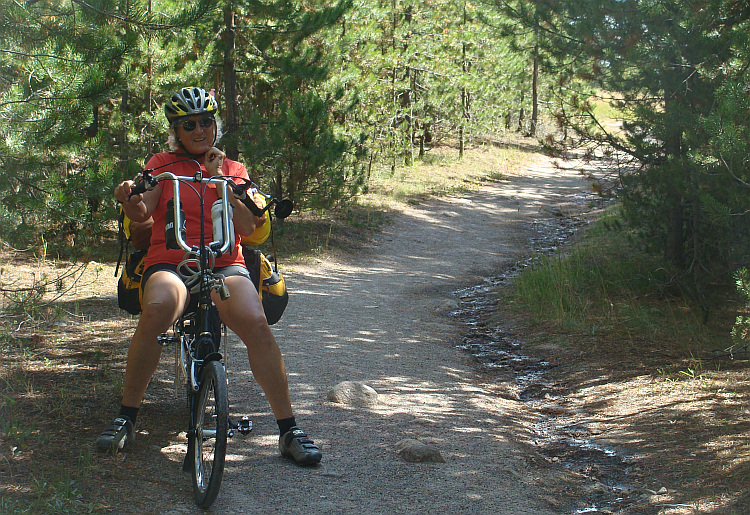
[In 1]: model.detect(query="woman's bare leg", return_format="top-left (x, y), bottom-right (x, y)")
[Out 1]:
top-left (213, 275), bottom-right (293, 420)
top-left (121, 271), bottom-right (188, 407)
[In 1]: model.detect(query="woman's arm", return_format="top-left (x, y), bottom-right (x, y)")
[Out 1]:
top-left (228, 192), bottom-right (266, 236)
top-left (114, 181), bottom-right (161, 223)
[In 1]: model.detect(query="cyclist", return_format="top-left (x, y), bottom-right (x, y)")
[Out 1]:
top-left (97, 86), bottom-right (322, 466)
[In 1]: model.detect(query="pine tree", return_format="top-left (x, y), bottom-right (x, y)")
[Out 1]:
top-left (324, 0), bottom-right (523, 169)
top-left (497, 0), bottom-right (750, 310)
top-left (208, 0), bottom-right (363, 208)
top-left (0, 0), bottom-right (213, 253)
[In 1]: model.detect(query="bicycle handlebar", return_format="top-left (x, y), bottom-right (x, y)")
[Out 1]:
top-left (126, 166), bottom-right (293, 260)
top-left (129, 169), bottom-right (294, 220)
top-left (132, 171), bottom-right (235, 256)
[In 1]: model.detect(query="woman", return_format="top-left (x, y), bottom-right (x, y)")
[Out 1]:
top-left (98, 87), bottom-right (321, 466)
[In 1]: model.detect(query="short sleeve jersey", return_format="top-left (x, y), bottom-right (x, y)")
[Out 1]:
top-left (142, 152), bottom-right (249, 272)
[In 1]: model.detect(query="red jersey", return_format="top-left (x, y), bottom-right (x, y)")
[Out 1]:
top-left (143, 152), bottom-right (249, 272)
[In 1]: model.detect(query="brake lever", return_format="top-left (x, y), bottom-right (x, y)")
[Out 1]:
top-left (129, 171), bottom-right (157, 197)
top-left (229, 182), bottom-right (269, 217)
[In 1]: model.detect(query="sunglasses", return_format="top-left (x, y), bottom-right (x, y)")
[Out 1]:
top-left (179, 116), bottom-right (214, 131)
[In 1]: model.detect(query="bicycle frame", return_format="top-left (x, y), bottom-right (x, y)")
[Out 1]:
top-left (133, 164), bottom-right (286, 507)
top-left (146, 171), bottom-right (233, 391)
top-left (142, 170), bottom-right (237, 508)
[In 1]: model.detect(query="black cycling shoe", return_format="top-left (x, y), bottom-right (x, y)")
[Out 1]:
top-left (96, 416), bottom-right (134, 452)
top-left (279, 426), bottom-right (322, 465)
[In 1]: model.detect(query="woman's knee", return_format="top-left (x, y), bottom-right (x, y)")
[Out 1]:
top-left (224, 307), bottom-right (269, 334)
top-left (240, 324), bottom-right (278, 354)
top-left (140, 272), bottom-right (188, 329)
top-left (219, 302), bottom-right (273, 345)
top-left (217, 278), bottom-right (265, 321)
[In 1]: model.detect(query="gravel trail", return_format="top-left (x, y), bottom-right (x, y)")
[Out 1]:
top-left (173, 154), bottom-right (593, 515)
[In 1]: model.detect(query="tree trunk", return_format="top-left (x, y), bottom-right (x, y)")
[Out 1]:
top-left (120, 88), bottom-right (130, 174)
top-left (665, 184), bottom-right (685, 266)
top-left (663, 80), bottom-right (685, 267)
top-left (460, 5), bottom-right (470, 157)
top-left (146, 0), bottom-right (154, 158)
top-left (223, 5), bottom-right (239, 160)
top-left (529, 41), bottom-right (539, 137)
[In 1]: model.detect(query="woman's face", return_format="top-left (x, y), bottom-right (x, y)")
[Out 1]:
top-left (175, 114), bottom-right (216, 155)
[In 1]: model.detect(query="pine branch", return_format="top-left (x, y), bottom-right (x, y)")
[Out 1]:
top-left (68, 0), bottom-right (214, 30)
top-left (0, 49), bottom-right (85, 63)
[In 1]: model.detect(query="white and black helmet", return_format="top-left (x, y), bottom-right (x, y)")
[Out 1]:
top-left (164, 87), bottom-right (218, 126)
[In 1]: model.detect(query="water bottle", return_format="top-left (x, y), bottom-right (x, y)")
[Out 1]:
top-left (211, 199), bottom-right (234, 245)
top-left (165, 199), bottom-right (186, 249)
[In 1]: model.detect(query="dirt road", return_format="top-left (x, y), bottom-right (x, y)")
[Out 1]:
top-left (4, 145), bottom-right (747, 513)
top-left (1, 148), bottom-right (592, 514)
top-left (163, 152), bottom-right (591, 515)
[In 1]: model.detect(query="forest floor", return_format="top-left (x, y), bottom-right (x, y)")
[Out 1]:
top-left (0, 143), bottom-right (748, 514)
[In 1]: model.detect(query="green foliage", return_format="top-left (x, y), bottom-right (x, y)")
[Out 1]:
top-left (499, 0), bottom-right (750, 311)
top-left (17, 0), bottom-right (748, 286)
top-left (0, 0), bottom-right (358, 251)
top-left (0, 0), bottom-right (215, 255)
top-left (214, 0), bottom-right (363, 208)
top-left (514, 208), bottom-right (720, 348)
top-left (243, 89), bottom-right (366, 208)
top-left (483, 0), bottom-right (582, 135)
top-left (324, 0), bottom-right (526, 169)
top-left (0, 0), bottom-right (568, 256)
top-left (731, 268), bottom-right (750, 347)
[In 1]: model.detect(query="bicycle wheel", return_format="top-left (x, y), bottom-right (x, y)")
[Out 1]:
top-left (191, 359), bottom-right (229, 508)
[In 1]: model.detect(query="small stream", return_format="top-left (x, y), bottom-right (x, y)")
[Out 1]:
top-left (451, 199), bottom-right (643, 514)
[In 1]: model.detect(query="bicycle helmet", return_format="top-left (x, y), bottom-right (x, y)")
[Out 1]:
top-left (164, 87), bottom-right (218, 126)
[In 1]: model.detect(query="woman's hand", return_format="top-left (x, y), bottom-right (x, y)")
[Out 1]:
top-left (249, 193), bottom-right (267, 228)
top-left (204, 147), bottom-right (226, 177)
top-left (229, 188), bottom-right (267, 236)
top-left (114, 180), bottom-right (140, 205)
top-left (114, 179), bottom-right (157, 223)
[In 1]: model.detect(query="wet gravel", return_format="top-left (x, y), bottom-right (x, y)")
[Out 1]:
top-left (450, 202), bottom-right (648, 514)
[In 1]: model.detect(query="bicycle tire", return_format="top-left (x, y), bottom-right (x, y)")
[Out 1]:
top-left (191, 359), bottom-right (229, 508)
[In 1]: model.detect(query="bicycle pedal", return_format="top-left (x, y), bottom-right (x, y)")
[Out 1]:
top-left (238, 416), bottom-right (253, 435)
top-left (228, 416), bottom-right (253, 438)
top-left (158, 333), bottom-right (179, 345)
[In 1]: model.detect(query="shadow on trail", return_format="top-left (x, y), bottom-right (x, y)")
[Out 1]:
top-left (0, 153), bottom-right (646, 513)
top-left (444, 202), bottom-right (750, 513)
top-left (207, 175), bottom-right (605, 514)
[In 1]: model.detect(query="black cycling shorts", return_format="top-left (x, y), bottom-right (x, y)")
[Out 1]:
top-left (141, 263), bottom-right (251, 291)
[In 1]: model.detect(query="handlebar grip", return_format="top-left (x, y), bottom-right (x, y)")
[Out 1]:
top-left (230, 182), bottom-right (265, 216)
top-left (239, 195), bottom-right (268, 217)
top-left (129, 173), bottom-right (159, 197)
top-left (129, 181), bottom-right (148, 196)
